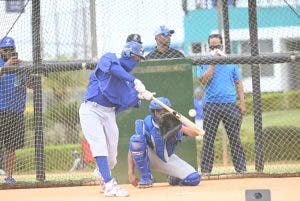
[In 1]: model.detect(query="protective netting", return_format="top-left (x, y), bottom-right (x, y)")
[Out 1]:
top-left (0, 0), bottom-right (299, 188)
top-left (188, 0), bottom-right (300, 175)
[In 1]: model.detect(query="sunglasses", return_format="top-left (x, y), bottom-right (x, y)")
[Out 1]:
top-left (209, 44), bottom-right (222, 50)
top-left (160, 33), bottom-right (171, 37)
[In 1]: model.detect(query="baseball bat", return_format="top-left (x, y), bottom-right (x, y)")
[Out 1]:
top-left (151, 96), bottom-right (205, 136)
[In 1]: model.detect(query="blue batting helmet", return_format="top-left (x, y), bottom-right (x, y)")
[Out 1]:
top-left (149, 97), bottom-right (172, 110)
top-left (121, 41), bottom-right (145, 60)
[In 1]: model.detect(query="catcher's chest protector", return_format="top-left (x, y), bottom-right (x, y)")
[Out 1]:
top-left (144, 117), bottom-right (181, 162)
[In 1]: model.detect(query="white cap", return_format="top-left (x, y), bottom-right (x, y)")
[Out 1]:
top-left (154, 25), bottom-right (175, 37)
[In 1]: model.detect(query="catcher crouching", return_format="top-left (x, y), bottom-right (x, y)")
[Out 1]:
top-left (128, 97), bottom-right (201, 188)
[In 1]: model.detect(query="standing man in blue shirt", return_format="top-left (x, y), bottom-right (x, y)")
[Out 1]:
top-left (199, 34), bottom-right (247, 174)
top-left (0, 36), bottom-right (31, 184)
top-left (79, 40), bottom-right (153, 197)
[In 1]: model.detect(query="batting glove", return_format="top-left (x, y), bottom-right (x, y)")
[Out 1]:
top-left (134, 79), bottom-right (146, 93)
top-left (138, 90), bottom-right (154, 101)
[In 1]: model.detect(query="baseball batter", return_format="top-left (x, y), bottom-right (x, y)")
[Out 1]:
top-left (79, 41), bottom-right (153, 197)
top-left (128, 97), bottom-right (201, 188)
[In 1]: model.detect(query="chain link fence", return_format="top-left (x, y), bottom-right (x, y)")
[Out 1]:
top-left (0, 0), bottom-right (299, 188)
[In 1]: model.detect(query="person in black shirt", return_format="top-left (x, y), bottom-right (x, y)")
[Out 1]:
top-left (145, 25), bottom-right (184, 60)
top-left (126, 34), bottom-right (142, 44)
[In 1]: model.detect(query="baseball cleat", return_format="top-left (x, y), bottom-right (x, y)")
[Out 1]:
top-left (104, 178), bottom-right (129, 197)
top-left (138, 183), bottom-right (153, 188)
top-left (138, 178), bottom-right (153, 188)
top-left (167, 176), bottom-right (181, 186)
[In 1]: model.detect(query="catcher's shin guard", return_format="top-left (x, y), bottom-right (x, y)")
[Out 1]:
top-left (129, 134), bottom-right (152, 186)
top-left (129, 120), bottom-right (152, 187)
top-left (181, 172), bottom-right (201, 186)
top-left (138, 176), bottom-right (153, 188)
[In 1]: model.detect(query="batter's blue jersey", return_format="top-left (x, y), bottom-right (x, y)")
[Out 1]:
top-left (83, 53), bottom-right (140, 112)
top-left (0, 58), bottom-right (27, 112)
top-left (199, 64), bottom-right (241, 103)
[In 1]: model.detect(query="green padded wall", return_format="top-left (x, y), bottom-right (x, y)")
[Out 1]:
top-left (112, 58), bottom-right (198, 183)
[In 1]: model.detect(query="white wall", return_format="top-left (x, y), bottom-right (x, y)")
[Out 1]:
top-left (230, 26), bottom-right (300, 92)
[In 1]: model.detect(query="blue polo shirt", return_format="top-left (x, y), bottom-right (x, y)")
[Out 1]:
top-left (0, 58), bottom-right (26, 112)
top-left (199, 64), bottom-right (241, 103)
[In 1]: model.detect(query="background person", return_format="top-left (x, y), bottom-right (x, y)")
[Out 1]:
top-left (0, 36), bottom-right (32, 184)
top-left (145, 25), bottom-right (184, 60)
top-left (199, 33), bottom-right (247, 175)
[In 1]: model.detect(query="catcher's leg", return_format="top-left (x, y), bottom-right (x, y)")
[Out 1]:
top-left (168, 176), bottom-right (182, 185)
top-left (129, 134), bottom-right (153, 188)
top-left (179, 172), bottom-right (201, 186)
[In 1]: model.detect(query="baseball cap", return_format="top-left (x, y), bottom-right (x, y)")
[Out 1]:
top-left (126, 34), bottom-right (142, 44)
top-left (0, 36), bottom-right (15, 48)
top-left (154, 25), bottom-right (175, 37)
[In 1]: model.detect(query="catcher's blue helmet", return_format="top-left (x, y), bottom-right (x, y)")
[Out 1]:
top-left (121, 41), bottom-right (145, 60)
top-left (149, 97), bottom-right (172, 110)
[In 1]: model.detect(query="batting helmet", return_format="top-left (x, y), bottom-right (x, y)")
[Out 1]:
top-left (121, 41), bottom-right (145, 60)
top-left (149, 97), bottom-right (172, 110)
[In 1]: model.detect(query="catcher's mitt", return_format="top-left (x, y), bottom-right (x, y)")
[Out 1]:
top-left (159, 112), bottom-right (182, 140)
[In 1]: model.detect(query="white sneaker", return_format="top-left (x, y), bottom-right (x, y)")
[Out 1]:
top-left (104, 178), bottom-right (129, 197)
top-left (0, 169), bottom-right (5, 175)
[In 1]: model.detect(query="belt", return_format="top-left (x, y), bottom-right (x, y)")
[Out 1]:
top-left (84, 101), bottom-right (115, 112)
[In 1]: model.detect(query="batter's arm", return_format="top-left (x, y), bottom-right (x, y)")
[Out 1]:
top-left (127, 151), bottom-right (138, 186)
top-left (110, 63), bottom-right (136, 82)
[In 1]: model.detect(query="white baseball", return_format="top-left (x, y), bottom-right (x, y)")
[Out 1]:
top-left (188, 109), bottom-right (196, 117)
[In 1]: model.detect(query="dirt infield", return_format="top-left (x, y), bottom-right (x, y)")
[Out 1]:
top-left (1, 177), bottom-right (299, 201)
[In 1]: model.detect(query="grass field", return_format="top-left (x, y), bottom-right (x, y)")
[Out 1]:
top-left (241, 109), bottom-right (300, 138)
top-left (195, 109), bottom-right (300, 171)
top-left (1, 109), bottom-right (298, 186)
top-left (1, 162), bottom-right (299, 185)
